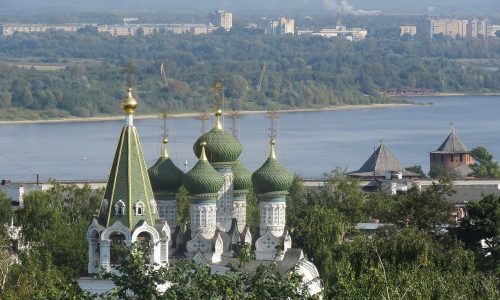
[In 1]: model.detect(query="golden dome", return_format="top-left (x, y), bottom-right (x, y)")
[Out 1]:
top-left (215, 109), bottom-right (223, 130)
top-left (161, 138), bottom-right (169, 158)
top-left (269, 139), bottom-right (276, 159)
top-left (200, 142), bottom-right (208, 161)
top-left (121, 88), bottom-right (138, 114)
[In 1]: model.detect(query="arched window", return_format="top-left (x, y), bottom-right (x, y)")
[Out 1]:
top-left (137, 232), bottom-right (152, 264)
top-left (110, 232), bottom-right (126, 265)
top-left (114, 200), bottom-right (125, 216)
top-left (134, 202), bottom-right (144, 215)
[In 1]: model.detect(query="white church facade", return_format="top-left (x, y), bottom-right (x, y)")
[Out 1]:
top-left (79, 86), bottom-right (322, 296)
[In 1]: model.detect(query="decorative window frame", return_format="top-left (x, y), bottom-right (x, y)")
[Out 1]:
top-left (134, 202), bottom-right (145, 216)
top-left (115, 200), bottom-right (125, 215)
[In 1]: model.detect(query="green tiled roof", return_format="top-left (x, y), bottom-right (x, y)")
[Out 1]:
top-left (232, 160), bottom-right (252, 191)
top-left (193, 128), bottom-right (242, 166)
top-left (252, 142), bottom-right (293, 195)
top-left (148, 156), bottom-right (184, 193)
top-left (183, 159), bottom-right (224, 196)
top-left (98, 125), bottom-right (158, 229)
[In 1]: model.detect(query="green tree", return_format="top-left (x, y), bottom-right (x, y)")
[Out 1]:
top-left (311, 169), bottom-right (366, 223)
top-left (103, 243), bottom-right (317, 299)
top-left (16, 184), bottom-right (101, 277)
top-left (0, 247), bottom-right (87, 299)
top-left (225, 74), bottom-right (249, 99)
top-left (393, 178), bottom-right (455, 231)
top-left (330, 227), bottom-right (499, 299)
top-left (455, 194), bottom-right (500, 274)
top-left (363, 191), bottom-right (396, 223)
top-left (286, 176), bottom-right (307, 228)
top-left (0, 233), bottom-right (16, 296)
top-left (292, 205), bottom-right (347, 290)
top-left (471, 146), bottom-right (500, 178)
top-left (405, 165), bottom-right (426, 178)
top-left (10, 79), bottom-right (34, 108)
top-left (0, 191), bottom-right (13, 228)
top-left (175, 187), bottom-right (190, 234)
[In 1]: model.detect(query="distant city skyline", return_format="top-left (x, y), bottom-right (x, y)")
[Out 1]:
top-left (2, 0), bottom-right (499, 17)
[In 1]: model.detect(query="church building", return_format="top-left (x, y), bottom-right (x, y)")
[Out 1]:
top-left (79, 87), bottom-right (321, 296)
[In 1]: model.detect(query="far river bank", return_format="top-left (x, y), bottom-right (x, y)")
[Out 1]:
top-left (0, 103), bottom-right (413, 125)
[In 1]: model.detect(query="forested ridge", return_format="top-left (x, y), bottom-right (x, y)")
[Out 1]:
top-left (0, 30), bottom-right (499, 120)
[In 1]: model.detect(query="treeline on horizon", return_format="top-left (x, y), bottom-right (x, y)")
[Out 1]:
top-left (0, 30), bottom-right (499, 120)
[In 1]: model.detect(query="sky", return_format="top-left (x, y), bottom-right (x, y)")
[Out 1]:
top-left (1, 0), bottom-right (499, 16)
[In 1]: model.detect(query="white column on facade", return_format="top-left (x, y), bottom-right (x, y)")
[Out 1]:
top-left (160, 240), bottom-right (169, 264)
top-left (259, 199), bottom-right (286, 237)
top-left (216, 168), bottom-right (234, 232)
top-left (87, 237), bottom-right (99, 274)
top-left (152, 242), bottom-right (162, 265)
top-left (233, 193), bottom-right (247, 233)
top-left (190, 201), bottom-right (217, 239)
top-left (157, 198), bottom-right (177, 229)
top-left (99, 240), bottom-right (111, 271)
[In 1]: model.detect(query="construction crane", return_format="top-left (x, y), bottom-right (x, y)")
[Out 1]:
top-left (256, 63), bottom-right (266, 92)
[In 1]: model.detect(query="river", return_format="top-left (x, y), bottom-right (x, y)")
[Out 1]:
top-left (1, 95), bottom-right (499, 181)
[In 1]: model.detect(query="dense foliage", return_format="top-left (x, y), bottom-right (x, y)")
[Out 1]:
top-left (0, 169), bottom-right (499, 298)
top-left (454, 195), bottom-right (500, 274)
top-left (0, 31), bottom-right (499, 119)
top-left (471, 146), bottom-right (500, 178)
top-left (287, 171), bottom-right (500, 298)
top-left (98, 243), bottom-right (315, 300)
top-left (0, 185), bottom-right (101, 298)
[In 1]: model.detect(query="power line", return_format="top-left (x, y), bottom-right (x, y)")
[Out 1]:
top-left (0, 152), bottom-right (37, 175)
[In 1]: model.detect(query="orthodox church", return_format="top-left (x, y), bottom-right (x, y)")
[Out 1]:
top-left (81, 87), bottom-right (321, 295)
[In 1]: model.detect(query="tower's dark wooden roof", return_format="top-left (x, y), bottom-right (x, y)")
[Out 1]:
top-left (432, 130), bottom-right (469, 154)
top-left (348, 143), bottom-right (419, 178)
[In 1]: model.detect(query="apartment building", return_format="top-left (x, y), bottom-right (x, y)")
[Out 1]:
top-left (266, 18), bottom-right (295, 36)
top-left (209, 10), bottom-right (233, 31)
top-left (399, 25), bottom-right (417, 36)
top-left (417, 17), bottom-right (488, 39)
top-left (0, 23), bottom-right (88, 36)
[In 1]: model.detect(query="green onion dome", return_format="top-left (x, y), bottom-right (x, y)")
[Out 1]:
top-left (232, 160), bottom-right (252, 192)
top-left (193, 110), bottom-right (242, 167)
top-left (183, 142), bottom-right (225, 196)
top-left (251, 140), bottom-right (293, 195)
top-left (148, 139), bottom-right (184, 193)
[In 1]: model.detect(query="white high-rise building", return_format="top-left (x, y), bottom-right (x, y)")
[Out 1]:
top-left (417, 17), bottom-right (488, 39)
top-left (266, 18), bottom-right (295, 36)
top-left (209, 10), bottom-right (233, 31)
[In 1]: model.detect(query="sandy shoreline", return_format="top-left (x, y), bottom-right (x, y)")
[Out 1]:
top-left (0, 103), bottom-right (413, 125)
top-left (394, 92), bottom-right (500, 97)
